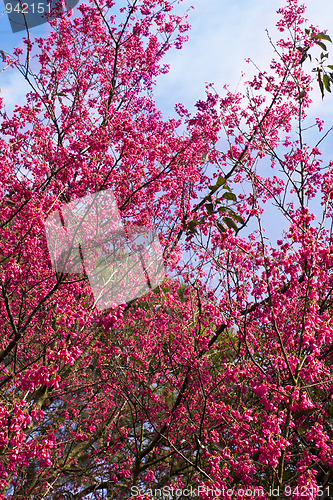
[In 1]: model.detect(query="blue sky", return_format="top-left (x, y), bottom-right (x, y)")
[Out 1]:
top-left (1, 0), bottom-right (333, 246)
top-left (1, 0), bottom-right (333, 116)
top-left (152, 0), bottom-right (333, 118)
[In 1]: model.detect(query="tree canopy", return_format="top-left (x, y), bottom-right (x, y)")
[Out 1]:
top-left (0, 0), bottom-right (332, 498)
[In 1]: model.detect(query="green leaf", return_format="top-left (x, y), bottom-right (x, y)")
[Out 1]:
top-left (187, 220), bottom-right (199, 234)
top-left (222, 192), bottom-right (237, 202)
top-left (223, 217), bottom-right (238, 231)
top-left (323, 73), bottom-right (331, 92)
top-left (300, 51), bottom-right (308, 65)
top-left (318, 71), bottom-right (325, 98)
top-left (222, 206), bottom-right (244, 223)
top-left (315, 32), bottom-right (332, 43)
top-left (133, 358), bottom-right (146, 369)
top-left (282, 471), bottom-right (294, 482)
top-left (216, 176), bottom-right (226, 187)
top-left (208, 185), bottom-right (219, 194)
top-left (293, 408), bottom-right (317, 419)
top-left (328, 65), bottom-right (333, 70)
top-left (230, 213), bottom-right (245, 224)
top-left (206, 203), bottom-right (214, 215)
top-left (220, 206), bottom-right (236, 215)
top-left (315, 41), bottom-right (327, 51)
top-left (208, 176), bottom-right (226, 193)
top-left (102, 330), bottom-right (112, 341)
top-left (216, 221), bottom-right (226, 233)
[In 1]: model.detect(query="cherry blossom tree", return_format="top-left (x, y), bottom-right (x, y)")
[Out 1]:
top-left (0, 0), bottom-right (332, 499)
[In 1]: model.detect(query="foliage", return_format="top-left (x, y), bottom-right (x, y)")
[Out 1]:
top-left (0, 0), bottom-right (332, 499)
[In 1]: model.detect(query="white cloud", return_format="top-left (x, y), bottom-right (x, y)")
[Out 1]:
top-left (154, 0), bottom-right (333, 118)
top-left (0, 69), bottom-right (30, 113)
top-left (0, 0), bottom-right (332, 119)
